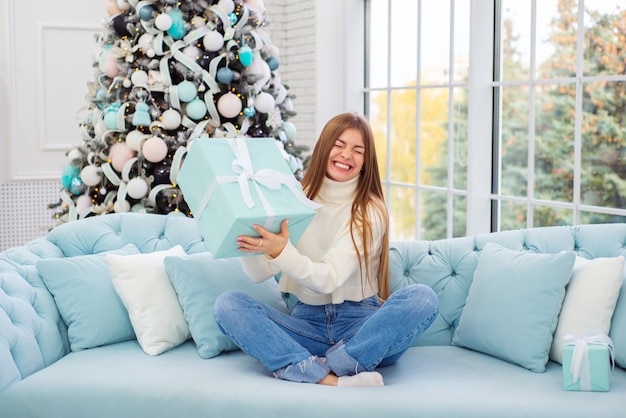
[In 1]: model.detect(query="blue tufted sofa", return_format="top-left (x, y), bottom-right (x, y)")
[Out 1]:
top-left (1, 213), bottom-right (625, 417)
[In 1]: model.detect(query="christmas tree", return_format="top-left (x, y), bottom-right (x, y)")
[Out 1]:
top-left (50, 0), bottom-right (304, 222)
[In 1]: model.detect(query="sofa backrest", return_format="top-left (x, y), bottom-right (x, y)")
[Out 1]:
top-left (0, 213), bottom-right (210, 395)
top-left (389, 223), bottom-right (626, 348)
top-left (2, 213), bottom-right (626, 395)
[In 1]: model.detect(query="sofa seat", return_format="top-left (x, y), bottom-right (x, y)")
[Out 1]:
top-left (2, 340), bottom-right (624, 418)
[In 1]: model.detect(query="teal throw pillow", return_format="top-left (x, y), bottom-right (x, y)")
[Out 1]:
top-left (164, 253), bottom-right (289, 359)
top-left (37, 244), bottom-right (139, 351)
top-left (451, 242), bottom-right (576, 372)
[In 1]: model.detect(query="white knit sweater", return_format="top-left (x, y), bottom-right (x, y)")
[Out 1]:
top-left (240, 175), bottom-right (385, 305)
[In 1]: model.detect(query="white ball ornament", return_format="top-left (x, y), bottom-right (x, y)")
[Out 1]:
top-left (125, 130), bottom-right (148, 151)
top-left (131, 70), bottom-right (149, 86)
top-left (80, 165), bottom-right (103, 186)
top-left (217, 92), bottom-right (242, 119)
top-left (117, 0), bottom-right (131, 11)
top-left (203, 31), bottom-right (224, 52)
top-left (161, 109), bottom-right (182, 130)
top-left (244, 50), bottom-right (270, 90)
top-left (191, 16), bottom-right (206, 28)
top-left (155, 13), bottom-right (173, 31)
top-left (109, 142), bottom-right (137, 172)
top-left (114, 199), bottom-right (131, 213)
top-left (66, 148), bottom-right (83, 163)
top-left (183, 45), bottom-right (201, 61)
top-left (94, 120), bottom-right (107, 139)
top-left (254, 92), bottom-right (275, 114)
top-left (268, 45), bottom-right (279, 57)
top-left (142, 137), bottom-right (168, 163)
top-left (116, 0), bottom-right (131, 10)
top-left (126, 177), bottom-right (149, 199)
top-left (76, 194), bottom-right (93, 218)
top-left (138, 34), bottom-right (154, 55)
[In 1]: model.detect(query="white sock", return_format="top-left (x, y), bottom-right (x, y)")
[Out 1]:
top-left (337, 371), bottom-right (384, 387)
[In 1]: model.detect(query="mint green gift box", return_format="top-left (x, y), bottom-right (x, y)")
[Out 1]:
top-left (562, 341), bottom-right (612, 392)
top-left (177, 137), bottom-right (320, 259)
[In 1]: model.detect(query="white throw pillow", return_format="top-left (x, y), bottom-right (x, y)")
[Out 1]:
top-left (107, 245), bottom-right (190, 356)
top-left (550, 256), bottom-right (625, 364)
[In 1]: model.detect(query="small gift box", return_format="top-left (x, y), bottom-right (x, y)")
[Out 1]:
top-left (562, 333), bottom-right (615, 392)
top-left (177, 137), bottom-right (321, 258)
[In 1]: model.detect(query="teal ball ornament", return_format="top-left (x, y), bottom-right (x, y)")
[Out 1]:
top-left (178, 80), bottom-right (197, 103)
top-left (70, 177), bottom-right (86, 196)
top-left (61, 164), bottom-right (80, 189)
top-left (282, 121), bottom-right (296, 140)
top-left (216, 67), bottom-right (234, 84)
top-left (266, 56), bottom-right (279, 71)
top-left (243, 106), bottom-right (256, 118)
top-left (238, 45), bottom-right (253, 67)
top-left (186, 98), bottom-right (207, 120)
top-left (167, 9), bottom-right (188, 40)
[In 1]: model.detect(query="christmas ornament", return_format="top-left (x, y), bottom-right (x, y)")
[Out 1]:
top-left (127, 177), bottom-right (149, 199)
top-left (217, 92), bottom-right (242, 118)
top-left (203, 31), bottom-right (224, 52)
top-left (142, 137), bottom-right (168, 163)
top-left (238, 45), bottom-right (254, 67)
top-left (161, 109), bottom-right (182, 130)
top-left (186, 98), bottom-right (208, 120)
top-left (216, 67), bottom-right (234, 84)
top-left (109, 142), bottom-right (137, 172)
top-left (80, 165), bottom-right (102, 187)
top-left (178, 80), bottom-right (198, 103)
top-left (254, 92), bottom-right (275, 113)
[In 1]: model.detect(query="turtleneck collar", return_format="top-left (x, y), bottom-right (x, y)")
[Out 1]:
top-left (318, 174), bottom-right (360, 204)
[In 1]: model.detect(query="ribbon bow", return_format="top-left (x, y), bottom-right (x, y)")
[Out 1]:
top-left (194, 138), bottom-right (321, 229)
top-left (563, 331), bottom-right (615, 391)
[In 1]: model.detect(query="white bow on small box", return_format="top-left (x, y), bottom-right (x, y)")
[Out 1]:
top-left (562, 331), bottom-right (615, 392)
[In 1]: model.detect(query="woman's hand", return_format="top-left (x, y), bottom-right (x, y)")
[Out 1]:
top-left (237, 219), bottom-right (289, 259)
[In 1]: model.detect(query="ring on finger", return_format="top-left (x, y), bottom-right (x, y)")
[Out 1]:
top-left (257, 238), bottom-right (263, 247)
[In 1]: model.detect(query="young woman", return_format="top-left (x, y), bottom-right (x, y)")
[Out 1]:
top-left (213, 112), bottom-right (439, 386)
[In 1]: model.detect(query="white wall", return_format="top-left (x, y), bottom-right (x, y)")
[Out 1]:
top-left (0, 0), bottom-right (350, 250)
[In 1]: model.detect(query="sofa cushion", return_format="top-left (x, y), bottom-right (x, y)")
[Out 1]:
top-left (164, 253), bottom-right (289, 359)
top-left (550, 256), bottom-right (624, 364)
top-left (1, 342), bottom-right (624, 418)
top-left (452, 242), bottom-right (576, 372)
top-left (37, 244), bottom-right (140, 352)
top-left (107, 246), bottom-right (190, 356)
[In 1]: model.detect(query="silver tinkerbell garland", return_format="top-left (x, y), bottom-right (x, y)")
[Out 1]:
top-left (50, 0), bottom-right (304, 222)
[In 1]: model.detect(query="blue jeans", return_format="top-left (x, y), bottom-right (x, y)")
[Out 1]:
top-left (213, 284), bottom-right (439, 383)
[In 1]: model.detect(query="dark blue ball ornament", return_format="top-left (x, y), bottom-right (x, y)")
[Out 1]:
top-left (266, 56), bottom-right (279, 71)
top-left (138, 5), bottom-right (154, 21)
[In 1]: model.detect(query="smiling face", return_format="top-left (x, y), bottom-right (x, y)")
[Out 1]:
top-left (326, 128), bottom-right (365, 182)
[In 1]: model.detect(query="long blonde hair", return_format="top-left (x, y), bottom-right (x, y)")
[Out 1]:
top-left (301, 113), bottom-right (390, 300)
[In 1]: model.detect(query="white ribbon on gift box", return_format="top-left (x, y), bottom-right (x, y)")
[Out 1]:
top-left (194, 138), bottom-right (322, 229)
top-left (563, 332), bottom-right (615, 391)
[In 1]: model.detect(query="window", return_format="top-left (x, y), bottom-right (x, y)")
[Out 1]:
top-left (364, 0), bottom-right (626, 241)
